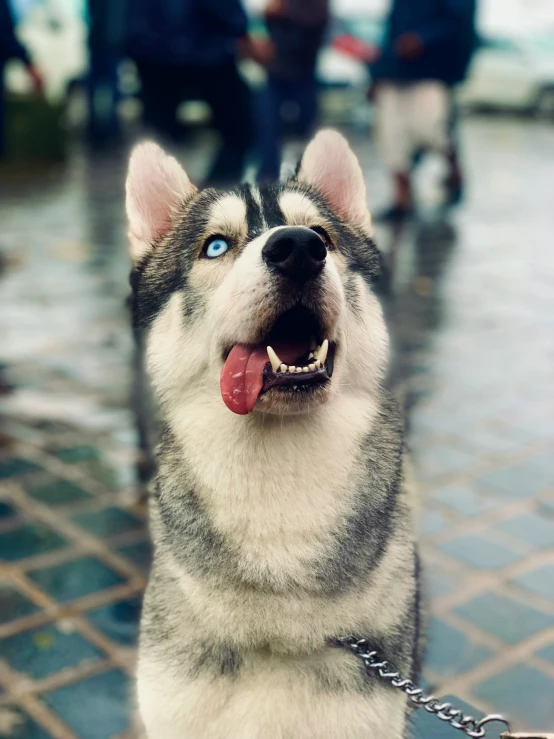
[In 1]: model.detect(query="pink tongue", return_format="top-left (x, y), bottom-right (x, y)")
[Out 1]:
top-left (220, 342), bottom-right (307, 415)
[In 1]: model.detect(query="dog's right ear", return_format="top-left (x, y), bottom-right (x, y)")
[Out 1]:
top-left (126, 142), bottom-right (195, 265)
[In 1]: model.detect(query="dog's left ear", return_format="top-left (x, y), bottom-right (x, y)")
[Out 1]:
top-left (126, 142), bottom-right (196, 264)
top-left (297, 130), bottom-right (371, 233)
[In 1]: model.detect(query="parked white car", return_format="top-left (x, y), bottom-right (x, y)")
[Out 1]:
top-left (458, 36), bottom-right (554, 117)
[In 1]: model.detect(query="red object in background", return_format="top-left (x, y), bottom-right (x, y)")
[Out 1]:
top-left (332, 34), bottom-right (377, 62)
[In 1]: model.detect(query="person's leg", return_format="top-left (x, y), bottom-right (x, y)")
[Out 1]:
top-left (87, 49), bottom-right (120, 143)
top-left (105, 51), bottom-right (121, 138)
top-left (257, 77), bottom-right (283, 183)
top-left (135, 60), bottom-right (182, 141)
top-left (274, 78), bottom-right (319, 180)
top-left (201, 61), bottom-right (254, 187)
top-left (443, 93), bottom-right (464, 205)
top-left (0, 64), bottom-right (5, 159)
top-left (294, 77), bottom-right (319, 138)
top-left (412, 81), bottom-right (449, 153)
top-left (392, 172), bottom-right (413, 211)
top-left (0, 80), bottom-right (11, 393)
top-left (375, 83), bottom-right (414, 221)
top-left (411, 81), bottom-right (462, 206)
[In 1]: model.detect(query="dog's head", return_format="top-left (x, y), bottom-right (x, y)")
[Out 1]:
top-left (126, 131), bottom-right (388, 418)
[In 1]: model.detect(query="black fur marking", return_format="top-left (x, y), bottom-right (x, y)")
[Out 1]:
top-left (153, 467), bottom-right (237, 585)
top-left (189, 642), bottom-right (243, 678)
top-left (343, 275), bottom-right (362, 316)
top-left (240, 185), bottom-right (264, 238)
top-left (311, 655), bottom-right (374, 695)
top-left (130, 246), bottom-right (183, 329)
top-left (259, 185), bottom-right (286, 229)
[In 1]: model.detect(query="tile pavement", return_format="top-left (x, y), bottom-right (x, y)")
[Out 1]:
top-left (1, 117), bottom-right (554, 737)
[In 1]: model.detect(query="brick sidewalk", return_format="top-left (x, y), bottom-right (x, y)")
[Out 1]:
top-left (1, 117), bottom-right (553, 737)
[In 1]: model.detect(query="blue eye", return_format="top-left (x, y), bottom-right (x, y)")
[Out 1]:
top-left (206, 238), bottom-right (229, 258)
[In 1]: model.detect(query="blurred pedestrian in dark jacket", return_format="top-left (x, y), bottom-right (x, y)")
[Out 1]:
top-left (0, 0), bottom-right (43, 158)
top-left (86, 0), bottom-right (129, 146)
top-left (370, 0), bottom-right (477, 220)
top-left (126, 0), bottom-right (269, 186)
top-left (257, 0), bottom-right (329, 182)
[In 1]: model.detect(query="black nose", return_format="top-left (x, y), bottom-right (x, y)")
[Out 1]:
top-left (262, 227), bottom-right (327, 283)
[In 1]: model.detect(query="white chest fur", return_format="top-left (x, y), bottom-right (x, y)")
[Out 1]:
top-left (167, 393), bottom-right (378, 586)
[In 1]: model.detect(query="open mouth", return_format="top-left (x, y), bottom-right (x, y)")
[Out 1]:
top-left (220, 305), bottom-right (336, 415)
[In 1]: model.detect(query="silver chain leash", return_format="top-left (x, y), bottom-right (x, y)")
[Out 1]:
top-left (338, 637), bottom-right (512, 738)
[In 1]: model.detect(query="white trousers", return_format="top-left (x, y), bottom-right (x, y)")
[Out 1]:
top-left (376, 81), bottom-right (450, 172)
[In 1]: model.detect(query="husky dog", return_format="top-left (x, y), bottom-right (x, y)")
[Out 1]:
top-left (126, 130), bottom-right (422, 739)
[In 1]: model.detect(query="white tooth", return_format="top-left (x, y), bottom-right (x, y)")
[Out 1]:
top-left (267, 346), bottom-right (282, 373)
top-left (316, 339), bottom-right (329, 365)
top-left (314, 359), bottom-right (321, 368)
top-left (280, 363), bottom-right (287, 373)
top-left (288, 365), bottom-right (296, 373)
top-left (302, 366), bottom-right (309, 372)
top-left (295, 367), bottom-right (302, 373)
top-left (308, 363), bottom-right (316, 371)
top-left (308, 352), bottom-right (315, 360)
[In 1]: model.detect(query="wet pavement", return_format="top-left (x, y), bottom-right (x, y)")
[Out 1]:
top-left (1, 115), bottom-right (554, 738)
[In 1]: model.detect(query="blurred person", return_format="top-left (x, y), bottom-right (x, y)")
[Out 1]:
top-left (126, 0), bottom-right (269, 187)
top-left (0, 0), bottom-right (43, 158)
top-left (1, 1), bottom-right (43, 393)
top-left (0, 252), bottom-right (13, 394)
top-left (370, 0), bottom-right (477, 221)
top-left (257, 0), bottom-right (329, 182)
top-left (0, 0), bottom-right (44, 350)
top-left (86, 0), bottom-right (129, 146)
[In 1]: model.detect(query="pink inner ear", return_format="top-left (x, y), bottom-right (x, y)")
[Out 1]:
top-left (132, 177), bottom-right (175, 242)
top-left (126, 143), bottom-right (194, 263)
top-left (298, 130), bottom-right (371, 232)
